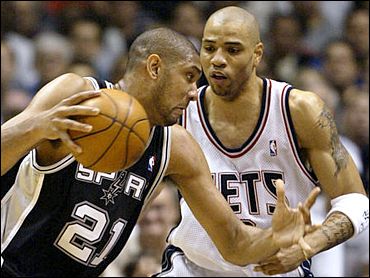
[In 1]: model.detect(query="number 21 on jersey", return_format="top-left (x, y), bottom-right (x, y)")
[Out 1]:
top-left (54, 201), bottom-right (126, 266)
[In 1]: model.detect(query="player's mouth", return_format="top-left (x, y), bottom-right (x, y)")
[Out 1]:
top-left (210, 71), bottom-right (228, 86)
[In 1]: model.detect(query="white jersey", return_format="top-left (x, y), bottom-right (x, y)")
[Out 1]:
top-left (168, 78), bottom-right (318, 276)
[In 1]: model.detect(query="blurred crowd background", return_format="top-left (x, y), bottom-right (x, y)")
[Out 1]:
top-left (1, 1), bottom-right (368, 277)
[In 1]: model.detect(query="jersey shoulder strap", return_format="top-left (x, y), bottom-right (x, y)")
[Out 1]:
top-left (84, 77), bottom-right (115, 90)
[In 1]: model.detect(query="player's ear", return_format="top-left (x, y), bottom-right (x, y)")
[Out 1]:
top-left (147, 54), bottom-right (161, 79)
top-left (253, 42), bottom-right (263, 67)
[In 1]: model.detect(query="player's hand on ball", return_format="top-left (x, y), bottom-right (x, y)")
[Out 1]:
top-left (271, 179), bottom-right (320, 249)
top-left (69, 89), bottom-right (150, 173)
top-left (33, 90), bottom-right (101, 153)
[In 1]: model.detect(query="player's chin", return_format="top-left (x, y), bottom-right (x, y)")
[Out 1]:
top-left (162, 116), bottom-right (179, 126)
top-left (210, 84), bottom-right (227, 96)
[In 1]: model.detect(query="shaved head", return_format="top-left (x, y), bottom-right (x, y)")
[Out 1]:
top-left (200, 6), bottom-right (264, 100)
top-left (205, 6), bottom-right (260, 44)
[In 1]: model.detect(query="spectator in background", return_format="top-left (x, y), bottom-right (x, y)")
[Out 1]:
top-left (321, 40), bottom-right (360, 99)
top-left (68, 19), bottom-right (113, 79)
top-left (45, 2), bottom-right (90, 35)
top-left (2, 90), bottom-right (32, 124)
top-left (68, 62), bottom-right (97, 78)
top-left (264, 13), bottom-right (315, 83)
top-left (102, 1), bottom-right (155, 80)
top-left (342, 91), bottom-right (369, 187)
top-left (341, 90), bottom-right (369, 277)
top-left (344, 8), bottom-right (369, 73)
top-left (170, 1), bottom-right (205, 51)
top-left (100, 2), bottom-right (139, 81)
top-left (4, 2), bottom-right (45, 92)
top-left (101, 182), bottom-right (180, 277)
top-left (289, 1), bottom-right (351, 55)
top-left (1, 40), bottom-right (31, 123)
top-left (31, 31), bottom-right (74, 93)
top-left (122, 251), bottom-right (161, 277)
top-left (240, 1), bottom-right (353, 48)
top-left (1, 41), bottom-right (16, 96)
top-left (1, 2), bottom-right (14, 38)
top-left (136, 182), bottom-right (180, 260)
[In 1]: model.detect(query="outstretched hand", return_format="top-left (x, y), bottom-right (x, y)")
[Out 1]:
top-left (271, 179), bottom-right (320, 249)
top-left (252, 180), bottom-right (320, 275)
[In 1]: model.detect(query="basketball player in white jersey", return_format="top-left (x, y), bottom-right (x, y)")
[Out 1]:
top-left (1, 28), bottom-right (319, 276)
top-left (155, 7), bottom-right (369, 277)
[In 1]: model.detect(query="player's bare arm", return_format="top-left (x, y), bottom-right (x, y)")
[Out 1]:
top-left (291, 89), bottom-right (366, 247)
top-left (165, 124), bottom-right (320, 266)
top-left (255, 89), bottom-right (368, 275)
top-left (1, 73), bottom-right (100, 175)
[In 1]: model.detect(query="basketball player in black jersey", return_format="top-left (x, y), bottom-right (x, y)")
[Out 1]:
top-left (1, 27), bottom-right (320, 277)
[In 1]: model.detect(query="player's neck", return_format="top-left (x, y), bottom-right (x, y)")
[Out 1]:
top-left (206, 76), bottom-right (263, 113)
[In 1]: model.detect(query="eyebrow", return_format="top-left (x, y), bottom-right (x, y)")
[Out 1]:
top-left (203, 39), bottom-right (243, 46)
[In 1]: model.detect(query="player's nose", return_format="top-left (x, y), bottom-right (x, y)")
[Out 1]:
top-left (211, 48), bottom-right (226, 68)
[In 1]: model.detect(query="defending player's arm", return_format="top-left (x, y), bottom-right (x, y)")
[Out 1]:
top-left (166, 124), bottom-right (319, 266)
top-left (255, 90), bottom-right (369, 275)
top-left (1, 73), bottom-right (99, 176)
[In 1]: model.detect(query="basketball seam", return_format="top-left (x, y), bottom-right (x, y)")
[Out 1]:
top-left (87, 91), bottom-right (129, 168)
top-left (74, 90), bottom-right (149, 172)
top-left (127, 118), bottom-right (150, 145)
top-left (87, 122), bottom-right (128, 169)
top-left (71, 113), bottom-right (118, 140)
top-left (104, 92), bottom-right (133, 169)
top-left (104, 90), bottom-right (133, 127)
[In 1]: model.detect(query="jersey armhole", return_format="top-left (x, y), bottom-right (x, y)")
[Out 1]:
top-left (30, 149), bottom-right (75, 174)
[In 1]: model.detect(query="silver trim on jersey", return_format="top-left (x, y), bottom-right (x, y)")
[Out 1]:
top-left (144, 126), bottom-right (172, 203)
top-left (1, 154), bottom-right (45, 253)
top-left (30, 149), bottom-right (76, 174)
top-left (84, 77), bottom-right (100, 90)
top-left (84, 77), bottom-right (114, 91)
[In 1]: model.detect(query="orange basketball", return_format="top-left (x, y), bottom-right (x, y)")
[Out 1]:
top-left (69, 88), bottom-right (151, 173)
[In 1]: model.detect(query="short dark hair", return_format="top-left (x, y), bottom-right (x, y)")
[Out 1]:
top-left (126, 27), bottom-right (198, 72)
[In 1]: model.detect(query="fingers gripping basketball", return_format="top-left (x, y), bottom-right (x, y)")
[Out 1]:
top-left (69, 89), bottom-right (151, 173)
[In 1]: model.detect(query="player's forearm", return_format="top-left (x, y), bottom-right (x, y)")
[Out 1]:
top-left (228, 225), bottom-right (280, 265)
top-left (176, 179), bottom-right (278, 266)
top-left (1, 113), bottom-right (43, 175)
top-left (194, 215), bottom-right (280, 266)
top-left (303, 211), bottom-right (354, 257)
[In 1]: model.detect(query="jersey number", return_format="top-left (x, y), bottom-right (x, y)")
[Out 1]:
top-left (54, 201), bottom-right (126, 266)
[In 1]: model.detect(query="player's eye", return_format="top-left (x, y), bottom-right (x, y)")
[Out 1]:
top-left (228, 47), bottom-right (240, 54)
top-left (203, 45), bottom-right (215, 52)
top-left (186, 73), bottom-right (194, 81)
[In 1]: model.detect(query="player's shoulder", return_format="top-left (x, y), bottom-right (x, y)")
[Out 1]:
top-left (167, 124), bottom-right (203, 175)
top-left (288, 88), bottom-right (325, 120)
top-left (37, 73), bottom-right (94, 101)
top-left (170, 124), bottom-right (191, 142)
top-left (52, 73), bottom-right (88, 88)
top-left (288, 88), bottom-right (332, 148)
